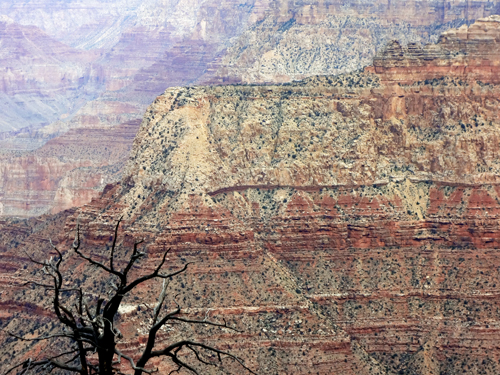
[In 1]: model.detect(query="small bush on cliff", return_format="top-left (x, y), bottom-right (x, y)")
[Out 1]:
top-left (4, 219), bottom-right (255, 375)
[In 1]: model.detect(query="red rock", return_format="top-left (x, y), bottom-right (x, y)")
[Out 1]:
top-left (0, 120), bottom-right (140, 216)
top-left (6, 1), bottom-right (500, 217)
top-left (4, 17), bottom-right (500, 374)
top-left (372, 16), bottom-right (500, 85)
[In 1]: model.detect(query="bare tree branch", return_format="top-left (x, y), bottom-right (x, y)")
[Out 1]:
top-left (10, 347), bottom-right (92, 375)
top-left (114, 349), bottom-right (157, 374)
top-left (121, 240), bottom-right (146, 281)
top-left (3, 357), bottom-right (84, 375)
top-left (109, 217), bottom-right (123, 272)
top-left (186, 345), bottom-right (216, 367)
top-left (167, 354), bottom-right (199, 375)
top-left (73, 242), bottom-right (122, 279)
top-left (6, 218), bottom-right (256, 375)
top-left (7, 331), bottom-right (75, 342)
top-left (151, 341), bottom-right (257, 375)
top-left (152, 280), bottom-right (169, 326)
top-left (123, 259), bottom-right (191, 295)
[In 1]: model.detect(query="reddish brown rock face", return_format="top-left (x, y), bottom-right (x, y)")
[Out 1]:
top-left (372, 16), bottom-right (500, 85)
top-left (3, 17), bottom-right (500, 375)
top-left (4, 0), bottom-right (500, 217)
top-left (0, 121), bottom-right (141, 217)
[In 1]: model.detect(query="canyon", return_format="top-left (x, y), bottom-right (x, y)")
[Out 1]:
top-left (3, 0), bottom-right (500, 217)
top-left (2, 16), bottom-right (500, 374)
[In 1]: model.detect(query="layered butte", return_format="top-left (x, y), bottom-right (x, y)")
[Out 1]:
top-left (372, 15), bottom-right (500, 84)
top-left (2, 16), bottom-right (500, 374)
top-left (4, 0), bottom-right (500, 217)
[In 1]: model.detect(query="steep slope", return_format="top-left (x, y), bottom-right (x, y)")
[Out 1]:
top-left (372, 15), bottom-right (500, 84)
top-left (4, 0), bottom-right (500, 217)
top-left (2, 17), bottom-right (500, 374)
top-left (203, 0), bottom-right (500, 84)
top-left (0, 120), bottom-right (141, 217)
top-left (0, 16), bottom-right (102, 134)
top-left (0, 0), bottom-right (258, 217)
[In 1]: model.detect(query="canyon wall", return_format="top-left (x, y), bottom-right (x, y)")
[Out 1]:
top-left (371, 15), bottom-right (500, 84)
top-left (0, 17), bottom-right (102, 134)
top-left (3, 0), bottom-right (500, 217)
top-left (0, 120), bottom-right (140, 217)
top-left (203, 0), bottom-right (500, 84)
top-left (2, 17), bottom-right (500, 374)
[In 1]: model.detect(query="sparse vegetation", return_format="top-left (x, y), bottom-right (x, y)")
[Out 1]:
top-left (5, 219), bottom-right (255, 375)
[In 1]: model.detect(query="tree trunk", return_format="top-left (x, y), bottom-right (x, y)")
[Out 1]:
top-left (98, 324), bottom-right (116, 375)
top-left (98, 347), bottom-right (115, 375)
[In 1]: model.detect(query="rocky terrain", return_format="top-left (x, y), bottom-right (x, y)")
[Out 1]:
top-left (372, 15), bottom-right (500, 84)
top-left (2, 16), bottom-right (500, 374)
top-left (3, 0), bottom-right (500, 217)
top-left (0, 120), bottom-right (140, 217)
top-left (0, 16), bottom-right (102, 135)
top-left (203, 6), bottom-right (479, 84)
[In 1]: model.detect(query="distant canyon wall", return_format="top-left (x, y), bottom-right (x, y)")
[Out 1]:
top-left (3, 17), bottom-right (500, 374)
top-left (2, 1), bottom-right (500, 217)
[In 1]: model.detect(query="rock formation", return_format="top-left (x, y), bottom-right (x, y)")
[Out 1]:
top-left (0, 17), bottom-right (102, 134)
top-left (2, 16), bottom-right (500, 374)
top-left (4, 0), bottom-right (500, 217)
top-left (0, 120), bottom-right (141, 217)
top-left (371, 15), bottom-right (500, 84)
top-left (203, 0), bottom-right (500, 84)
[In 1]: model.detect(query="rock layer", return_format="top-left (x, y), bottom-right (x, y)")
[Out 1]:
top-left (0, 120), bottom-right (141, 217)
top-left (2, 17), bottom-right (500, 374)
top-left (4, 1), bottom-right (500, 216)
top-left (0, 18), bottom-right (102, 133)
top-left (372, 15), bottom-right (500, 84)
top-left (204, 0), bottom-right (500, 84)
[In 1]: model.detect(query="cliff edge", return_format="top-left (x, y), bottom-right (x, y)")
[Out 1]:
top-left (2, 17), bottom-right (500, 374)
top-left (372, 15), bottom-right (500, 83)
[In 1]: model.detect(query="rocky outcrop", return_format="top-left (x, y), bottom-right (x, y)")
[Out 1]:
top-left (204, 0), bottom-right (500, 84)
top-left (0, 0), bottom-right (260, 217)
top-left (4, 1), bottom-right (500, 217)
top-left (2, 18), bottom-right (500, 374)
top-left (0, 121), bottom-right (140, 217)
top-left (372, 16), bottom-right (500, 84)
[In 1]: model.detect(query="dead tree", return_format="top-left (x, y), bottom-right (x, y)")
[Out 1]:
top-left (4, 219), bottom-right (255, 375)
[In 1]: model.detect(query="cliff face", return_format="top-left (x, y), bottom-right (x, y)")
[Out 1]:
top-left (203, 0), bottom-right (500, 84)
top-left (123, 17), bottom-right (500, 201)
top-left (0, 120), bottom-right (141, 217)
top-left (2, 17), bottom-right (500, 374)
top-left (3, 0), bottom-right (500, 217)
top-left (372, 15), bottom-right (500, 84)
top-left (0, 17), bottom-right (103, 134)
top-left (0, 0), bottom-right (258, 217)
